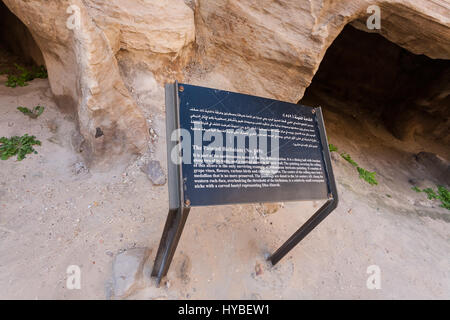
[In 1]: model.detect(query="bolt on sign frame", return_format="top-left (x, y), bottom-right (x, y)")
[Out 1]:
top-left (151, 82), bottom-right (338, 285)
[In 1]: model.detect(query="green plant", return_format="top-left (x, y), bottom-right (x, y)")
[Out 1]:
top-left (5, 64), bottom-right (48, 88)
top-left (0, 134), bottom-right (41, 161)
top-left (32, 65), bottom-right (48, 79)
top-left (329, 143), bottom-right (338, 152)
top-left (422, 187), bottom-right (438, 200)
top-left (412, 185), bottom-right (450, 210)
top-left (17, 105), bottom-right (45, 119)
top-left (437, 186), bottom-right (450, 210)
top-left (337, 150), bottom-right (379, 186)
top-left (357, 167), bottom-right (378, 185)
top-left (340, 152), bottom-right (358, 167)
top-left (6, 74), bottom-right (26, 87)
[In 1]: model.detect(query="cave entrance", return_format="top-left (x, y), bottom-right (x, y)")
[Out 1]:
top-left (0, 1), bottom-right (45, 78)
top-left (301, 25), bottom-right (449, 149)
top-left (300, 24), bottom-right (449, 200)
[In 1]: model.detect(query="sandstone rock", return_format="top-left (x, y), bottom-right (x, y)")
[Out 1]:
top-left (413, 152), bottom-right (450, 186)
top-left (142, 160), bottom-right (166, 186)
top-left (2, 0), bottom-right (150, 168)
top-left (191, 0), bottom-right (450, 102)
top-left (111, 247), bottom-right (151, 298)
top-left (331, 151), bottom-right (342, 163)
top-left (2, 0), bottom-right (449, 167)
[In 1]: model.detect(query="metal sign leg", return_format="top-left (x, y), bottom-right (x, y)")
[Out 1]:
top-left (266, 106), bottom-right (340, 266)
top-left (268, 199), bottom-right (337, 265)
top-left (151, 207), bottom-right (190, 286)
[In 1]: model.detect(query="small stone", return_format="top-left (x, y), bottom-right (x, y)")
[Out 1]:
top-left (73, 162), bottom-right (88, 175)
top-left (149, 128), bottom-right (158, 140)
top-left (251, 293), bottom-right (262, 300)
top-left (142, 160), bottom-right (166, 186)
top-left (331, 151), bottom-right (341, 162)
top-left (111, 247), bottom-right (151, 298)
top-left (255, 263), bottom-right (263, 276)
top-left (46, 119), bottom-right (58, 133)
top-left (106, 251), bottom-right (114, 257)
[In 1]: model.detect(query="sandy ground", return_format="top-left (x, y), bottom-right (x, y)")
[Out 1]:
top-left (0, 76), bottom-right (449, 300)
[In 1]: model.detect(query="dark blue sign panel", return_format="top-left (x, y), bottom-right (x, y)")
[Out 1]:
top-left (177, 83), bottom-right (331, 206)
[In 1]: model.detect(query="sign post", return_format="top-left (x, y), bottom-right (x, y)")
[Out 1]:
top-left (151, 82), bottom-right (338, 285)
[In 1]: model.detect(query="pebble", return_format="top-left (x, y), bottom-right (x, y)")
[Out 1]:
top-left (73, 162), bottom-right (88, 175)
top-left (255, 263), bottom-right (263, 276)
top-left (142, 160), bottom-right (166, 186)
top-left (331, 151), bottom-right (341, 162)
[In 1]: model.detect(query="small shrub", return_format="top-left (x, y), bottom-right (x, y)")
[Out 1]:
top-left (422, 188), bottom-right (438, 200)
top-left (329, 143), bottom-right (338, 152)
top-left (357, 167), bottom-right (378, 185)
top-left (17, 105), bottom-right (45, 119)
top-left (5, 64), bottom-right (48, 88)
top-left (0, 134), bottom-right (41, 161)
top-left (341, 152), bottom-right (358, 167)
top-left (32, 65), bottom-right (48, 79)
top-left (412, 185), bottom-right (450, 210)
top-left (335, 150), bottom-right (379, 186)
top-left (437, 186), bottom-right (450, 210)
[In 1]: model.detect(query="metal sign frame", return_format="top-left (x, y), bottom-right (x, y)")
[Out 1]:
top-left (151, 82), bottom-right (338, 285)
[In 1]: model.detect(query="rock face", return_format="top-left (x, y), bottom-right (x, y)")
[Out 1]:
top-left (2, 0), bottom-right (152, 168)
top-left (191, 0), bottom-right (450, 101)
top-left (302, 24), bottom-right (450, 145)
top-left (1, 0), bottom-right (449, 166)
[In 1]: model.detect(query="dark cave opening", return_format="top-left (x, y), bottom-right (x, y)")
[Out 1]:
top-left (300, 25), bottom-right (450, 148)
top-left (0, 1), bottom-right (45, 74)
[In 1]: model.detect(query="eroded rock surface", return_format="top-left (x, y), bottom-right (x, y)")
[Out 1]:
top-left (2, 0), bottom-right (449, 166)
